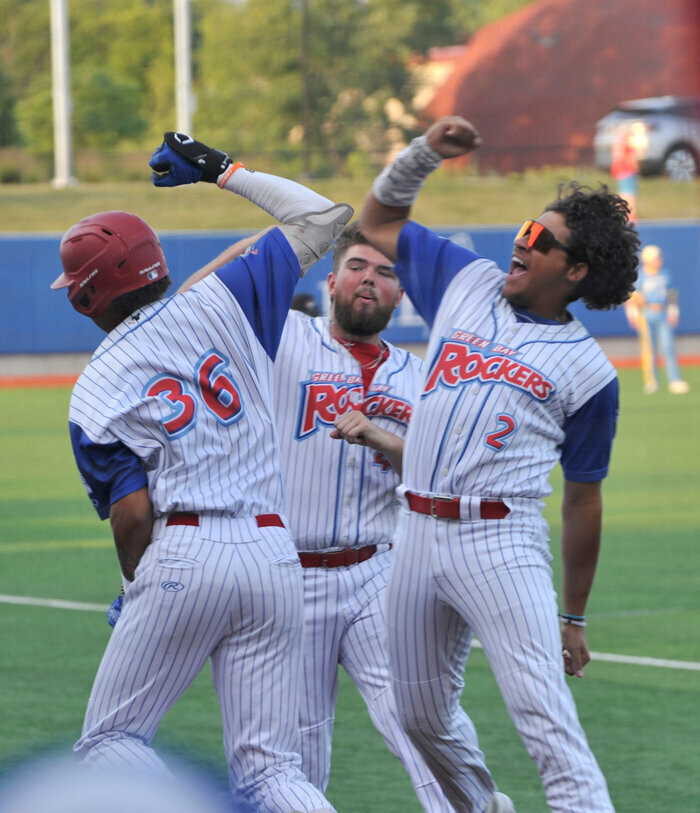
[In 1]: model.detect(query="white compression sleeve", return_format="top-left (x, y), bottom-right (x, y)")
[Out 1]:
top-left (217, 166), bottom-right (333, 223)
top-left (371, 135), bottom-right (443, 208)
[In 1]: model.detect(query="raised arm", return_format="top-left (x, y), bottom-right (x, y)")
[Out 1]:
top-left (359, 116), bottom-right (482, 261)
top-left (150, 132), bottom-right (334, 223)
top-left (150, 133), bottom-right (352, 275)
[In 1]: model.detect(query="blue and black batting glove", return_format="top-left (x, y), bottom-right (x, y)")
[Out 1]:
top-left (149, 132), bottom-right (232, 187)
top-left (107, 594), bottom-right (124, 628)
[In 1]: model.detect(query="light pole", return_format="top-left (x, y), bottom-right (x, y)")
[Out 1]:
top-left (50, 0), bottom-right (75, 187)
top-left (174, 0), bottom-right (193, 134)
top-left (300, 0), bottom-right (312, 175)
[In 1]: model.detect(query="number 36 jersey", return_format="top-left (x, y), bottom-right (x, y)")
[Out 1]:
top-left (395, 221), bottom-right (618, 502)
top-left (68, 229), bottom-right (299, 522)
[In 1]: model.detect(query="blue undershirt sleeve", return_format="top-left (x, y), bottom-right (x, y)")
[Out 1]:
top-left (395, 221), bottom-right (484, 327)
top-left (70, 422), bottom-right (148, 520)
top-left (560, 378), bottom-right (619, 482)
top-left (214, 227), bottom-right (301, 360)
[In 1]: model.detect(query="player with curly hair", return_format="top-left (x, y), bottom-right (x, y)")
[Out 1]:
top-left (352, 115), bottom-right (639, 812)
top-left (544, 182), bottom-right (639, 310)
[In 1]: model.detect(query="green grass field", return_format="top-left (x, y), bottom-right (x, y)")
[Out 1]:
top-left (1, 368), bottom-right (699, 811)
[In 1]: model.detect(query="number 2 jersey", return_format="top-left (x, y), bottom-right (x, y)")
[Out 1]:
top-left (394, 221), bottom-right (619, 501)
top-left (69, 229), bottom-right (299, 522)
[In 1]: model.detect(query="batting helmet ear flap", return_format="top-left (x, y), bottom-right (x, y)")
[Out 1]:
top-left (53, 211), bottom-right (169, 318)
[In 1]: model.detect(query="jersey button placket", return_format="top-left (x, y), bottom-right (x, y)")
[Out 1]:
top-left (340, 454), bottom-right (359, 534)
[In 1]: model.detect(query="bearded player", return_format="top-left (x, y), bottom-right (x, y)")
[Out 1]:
top-left (179, 222), bottom-right (515, 811)
top-left (356, 116), bottom-right (638, 812)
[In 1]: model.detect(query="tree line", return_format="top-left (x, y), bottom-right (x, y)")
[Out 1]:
top-left (0, 0), bottom-right (530, 174)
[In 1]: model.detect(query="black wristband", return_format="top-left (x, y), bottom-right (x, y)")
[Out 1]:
top-left (199, 147), bottom-right (232, 183)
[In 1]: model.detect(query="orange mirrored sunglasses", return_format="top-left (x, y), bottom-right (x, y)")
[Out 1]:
top-left (515, 220), bottom-right (571, 255)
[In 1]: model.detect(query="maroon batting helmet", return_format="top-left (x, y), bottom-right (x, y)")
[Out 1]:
top-left (51, 211), bottom-right (169, 318)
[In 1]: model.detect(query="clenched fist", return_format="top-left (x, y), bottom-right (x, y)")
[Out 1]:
top-left (426, 116), bottom-right (482, 159)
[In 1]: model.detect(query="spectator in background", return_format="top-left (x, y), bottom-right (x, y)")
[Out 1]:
top-left (625, 244), bottom-right (689, 394)
top-left (611, 125), bottom-right (640, 222)
top-left (291, 291), bottom-right (321, 316)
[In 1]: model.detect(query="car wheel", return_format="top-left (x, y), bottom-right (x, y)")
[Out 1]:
top-left (663, 146), bottom-right (698, 181)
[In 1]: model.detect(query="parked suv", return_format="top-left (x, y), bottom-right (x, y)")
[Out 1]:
top-left (594, 96), bottom-right (700, 180)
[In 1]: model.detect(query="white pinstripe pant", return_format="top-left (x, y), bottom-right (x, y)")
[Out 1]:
top-left (386, 508), bottom-right (614, 813)
top-left (75, 522), bottom-right (334, 813)
top-left (299, 549), bottom-right (457, 812)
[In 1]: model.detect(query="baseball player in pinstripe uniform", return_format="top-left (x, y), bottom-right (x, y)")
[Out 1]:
top-left (276, 223), bottom-right (461, 811)
top-left (51, 132), bottom-right (353, 813)
top-left (356, 116), bottom-right (639, 812)
top-left (179, 223), bottom-right (462, 811)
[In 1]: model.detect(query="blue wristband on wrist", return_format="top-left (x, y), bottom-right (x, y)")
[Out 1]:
top-left (559, 613), bottom-right (587, 627)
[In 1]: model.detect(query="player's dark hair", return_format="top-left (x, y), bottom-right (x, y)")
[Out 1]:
top-left (110, 276), bottom-right (172, 316)
top-left (291, 292), bottom-right (321, 317)
top-left (545, 182), bottom-right (639, 310)
top-left (331, 221), bottom-right (371, 273)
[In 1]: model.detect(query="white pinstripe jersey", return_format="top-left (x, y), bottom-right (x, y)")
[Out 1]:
top-left (273, 311), bottom-right (424, 551)
top-left (69, 229), bottom-right (299, 522)
top-left (395, 222), bottom-right (618, 501)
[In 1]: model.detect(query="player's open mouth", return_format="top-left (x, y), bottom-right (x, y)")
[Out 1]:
top-left (355, 290), bottom-right (377, 303)
top-left (508, 254), bottom-right (527, 278)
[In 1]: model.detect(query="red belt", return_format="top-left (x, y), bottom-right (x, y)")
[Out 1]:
top-left (298, 545), bottom-right (379, 568)
top-left (165, 512), bottom-right (285, 529)
top-left (405, 492), bottom-right (509, 520)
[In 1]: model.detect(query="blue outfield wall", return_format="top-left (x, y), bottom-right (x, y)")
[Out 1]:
top-left (1, 220), bottom-right (698, 354)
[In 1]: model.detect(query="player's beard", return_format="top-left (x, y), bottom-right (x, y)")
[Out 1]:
top-left (333, 293), bottom-right (395, 337)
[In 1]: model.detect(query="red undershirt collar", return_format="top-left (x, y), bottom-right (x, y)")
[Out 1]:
top-left (334, 336), bottom-right (390, 393)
